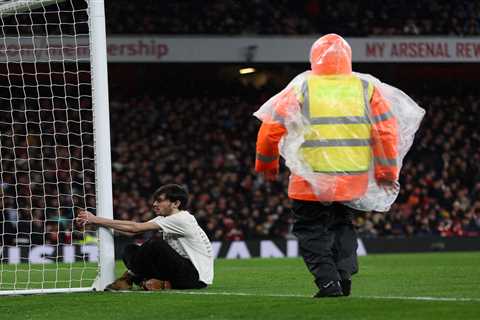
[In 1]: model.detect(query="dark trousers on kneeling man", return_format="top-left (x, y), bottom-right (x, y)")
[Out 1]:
top-left (122, 237), bottom-right (206, 289)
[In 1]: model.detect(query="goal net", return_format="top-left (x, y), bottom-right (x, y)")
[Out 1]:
top-left (0, 0), bottom-right (114, 294)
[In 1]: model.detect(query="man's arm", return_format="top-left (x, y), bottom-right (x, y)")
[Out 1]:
top-left (76, 210), bottom-right (160, 234)
top-left (370, 87), bottom-right (399, 193)
top-left (255, 122), bottom-right (285, 180)
top-left (255, 88), bottom-right (299, 180)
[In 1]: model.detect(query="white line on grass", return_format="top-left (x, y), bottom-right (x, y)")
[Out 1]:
top-left (358, 295), bottom-right (480, 302)
top-left (140, 290), bottom-right (480, 302)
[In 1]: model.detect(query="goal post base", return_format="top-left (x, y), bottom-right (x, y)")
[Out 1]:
top-left (0, 287), bottom-right (94, 296)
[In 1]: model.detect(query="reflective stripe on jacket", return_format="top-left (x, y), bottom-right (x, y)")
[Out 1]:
top-left (255, 74), bottom-right (398, 202)
top-left (300, 74), bottom-right (373, 174)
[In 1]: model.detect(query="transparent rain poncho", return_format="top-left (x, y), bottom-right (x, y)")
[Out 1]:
top-left (254, 71), bottom-right (425, 212)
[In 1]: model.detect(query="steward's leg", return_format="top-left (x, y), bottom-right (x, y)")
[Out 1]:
top-left (331, 205), bottom-right (359, 278)
top-left (331, 204), bottom-right (359, 296)
top-left (291, 200), bottom-right (341, 295)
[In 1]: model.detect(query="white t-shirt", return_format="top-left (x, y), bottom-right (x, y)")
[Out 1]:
top-left (149, 210), bottom-right (214, 285)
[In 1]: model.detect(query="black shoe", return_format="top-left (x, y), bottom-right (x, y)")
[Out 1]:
top-left (313, 280), bottom-right (343, 298)
top-left (340, 279), bottom-right (351, 296)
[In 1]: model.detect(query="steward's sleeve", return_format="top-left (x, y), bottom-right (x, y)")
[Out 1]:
top-left (255, 122), bottom-right (286, 173)
top-left (370, 87), bottom-right (399, 182)
top-left (255, 88), bottom-right (299, 173)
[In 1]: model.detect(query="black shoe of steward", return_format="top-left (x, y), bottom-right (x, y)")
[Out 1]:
top-left (313, 280), bottom-right (343, 298)
top-left (340, 279), bottom-right (352, 296)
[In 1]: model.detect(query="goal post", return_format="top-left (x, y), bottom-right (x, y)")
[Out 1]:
top-left (88, 0), bottom-right (115, 291)
top-left (0, 0), bottom-right (115, 294)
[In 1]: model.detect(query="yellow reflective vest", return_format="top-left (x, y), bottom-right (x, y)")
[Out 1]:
top-left (300, 74), bottom-right (374, 173)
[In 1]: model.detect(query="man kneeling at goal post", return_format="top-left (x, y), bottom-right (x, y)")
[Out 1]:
top-left (76, 184), bottom-right (214, 291)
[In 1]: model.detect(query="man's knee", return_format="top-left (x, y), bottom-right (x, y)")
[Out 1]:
top-left (123, 244), bottom-right (140, 270)
top-left (141, 238), bottom-right (170, 252)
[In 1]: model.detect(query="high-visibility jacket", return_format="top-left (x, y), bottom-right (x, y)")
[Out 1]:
top-left (255, 74), bottom-right (398, 202)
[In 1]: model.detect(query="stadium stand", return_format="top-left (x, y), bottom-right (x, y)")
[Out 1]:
top-left (105, 0), bottom-right (480, 36)
top-left (106, 88), bottom-right (479, 241)
top-left (1, 0), bottom-right (479, 246)
top-left (1, 77), bottom-right (479, 244)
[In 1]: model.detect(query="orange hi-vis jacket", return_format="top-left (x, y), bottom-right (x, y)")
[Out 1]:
top-left (255, 74), bottom-right (399, 202)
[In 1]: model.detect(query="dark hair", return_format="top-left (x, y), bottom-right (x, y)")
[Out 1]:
top-left (153, 184), bottom-right (189, 210)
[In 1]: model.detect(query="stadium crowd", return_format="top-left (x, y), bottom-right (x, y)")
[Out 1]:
top-left (0, 92), bottom-right (95, 246)
top-left (355, 94), bottom-right (480, 238)
top-left (1, 0), bottom-right (480, 246)
top-left (107, 90), bottom-right (480, 241)
top-left (1, 87), bottom-right (479, 245)
top-left (5, 0), bottom-right (480, 37)
top-left (105, 0), bottom-right (480, 36)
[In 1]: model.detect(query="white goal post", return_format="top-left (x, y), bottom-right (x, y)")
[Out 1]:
top-left (0, 0), bottom-right (114, 294)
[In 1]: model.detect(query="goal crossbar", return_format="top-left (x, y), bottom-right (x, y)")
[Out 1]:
top-left (0, 0), bottom-right (66, 16)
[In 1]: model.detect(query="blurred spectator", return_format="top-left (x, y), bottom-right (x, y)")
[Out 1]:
top-left (1, 86), bottom-right (479, 244)
top-left (105, 89), bottom-right (478, 241)
top-left (1, 87), bottom-right (479, 244)
top-left (102, 0), bottom-right (480, 36)
top-left (3, 0), bottom-right (480, 37)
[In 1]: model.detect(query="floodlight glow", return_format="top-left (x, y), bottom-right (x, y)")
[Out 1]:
top-left (239, 67), bottom-right (256, 74)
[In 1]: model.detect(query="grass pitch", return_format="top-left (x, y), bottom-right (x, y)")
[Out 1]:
top-left (1, 252), bottom-right (480, 320)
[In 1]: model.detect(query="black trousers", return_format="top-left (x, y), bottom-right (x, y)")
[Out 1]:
top-left (122, 237), bottom-right (206, 289)
top-left (291, 200), bottom-right (359, 288)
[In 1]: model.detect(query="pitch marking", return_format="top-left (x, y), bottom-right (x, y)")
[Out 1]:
top-left (140, 290), bottom-right (480, 302)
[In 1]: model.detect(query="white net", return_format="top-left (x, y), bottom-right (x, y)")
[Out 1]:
top-left (0, 0), bottom-right (100, 292)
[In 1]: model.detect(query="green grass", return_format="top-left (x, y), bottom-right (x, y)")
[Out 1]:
top-left (0, 262), bottom-right (97, 290)
top-left (1, 252), bottom-right (480, 320)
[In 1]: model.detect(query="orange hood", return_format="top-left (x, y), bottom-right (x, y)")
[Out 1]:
top-left (309, 34), bottom-right (352, 75)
